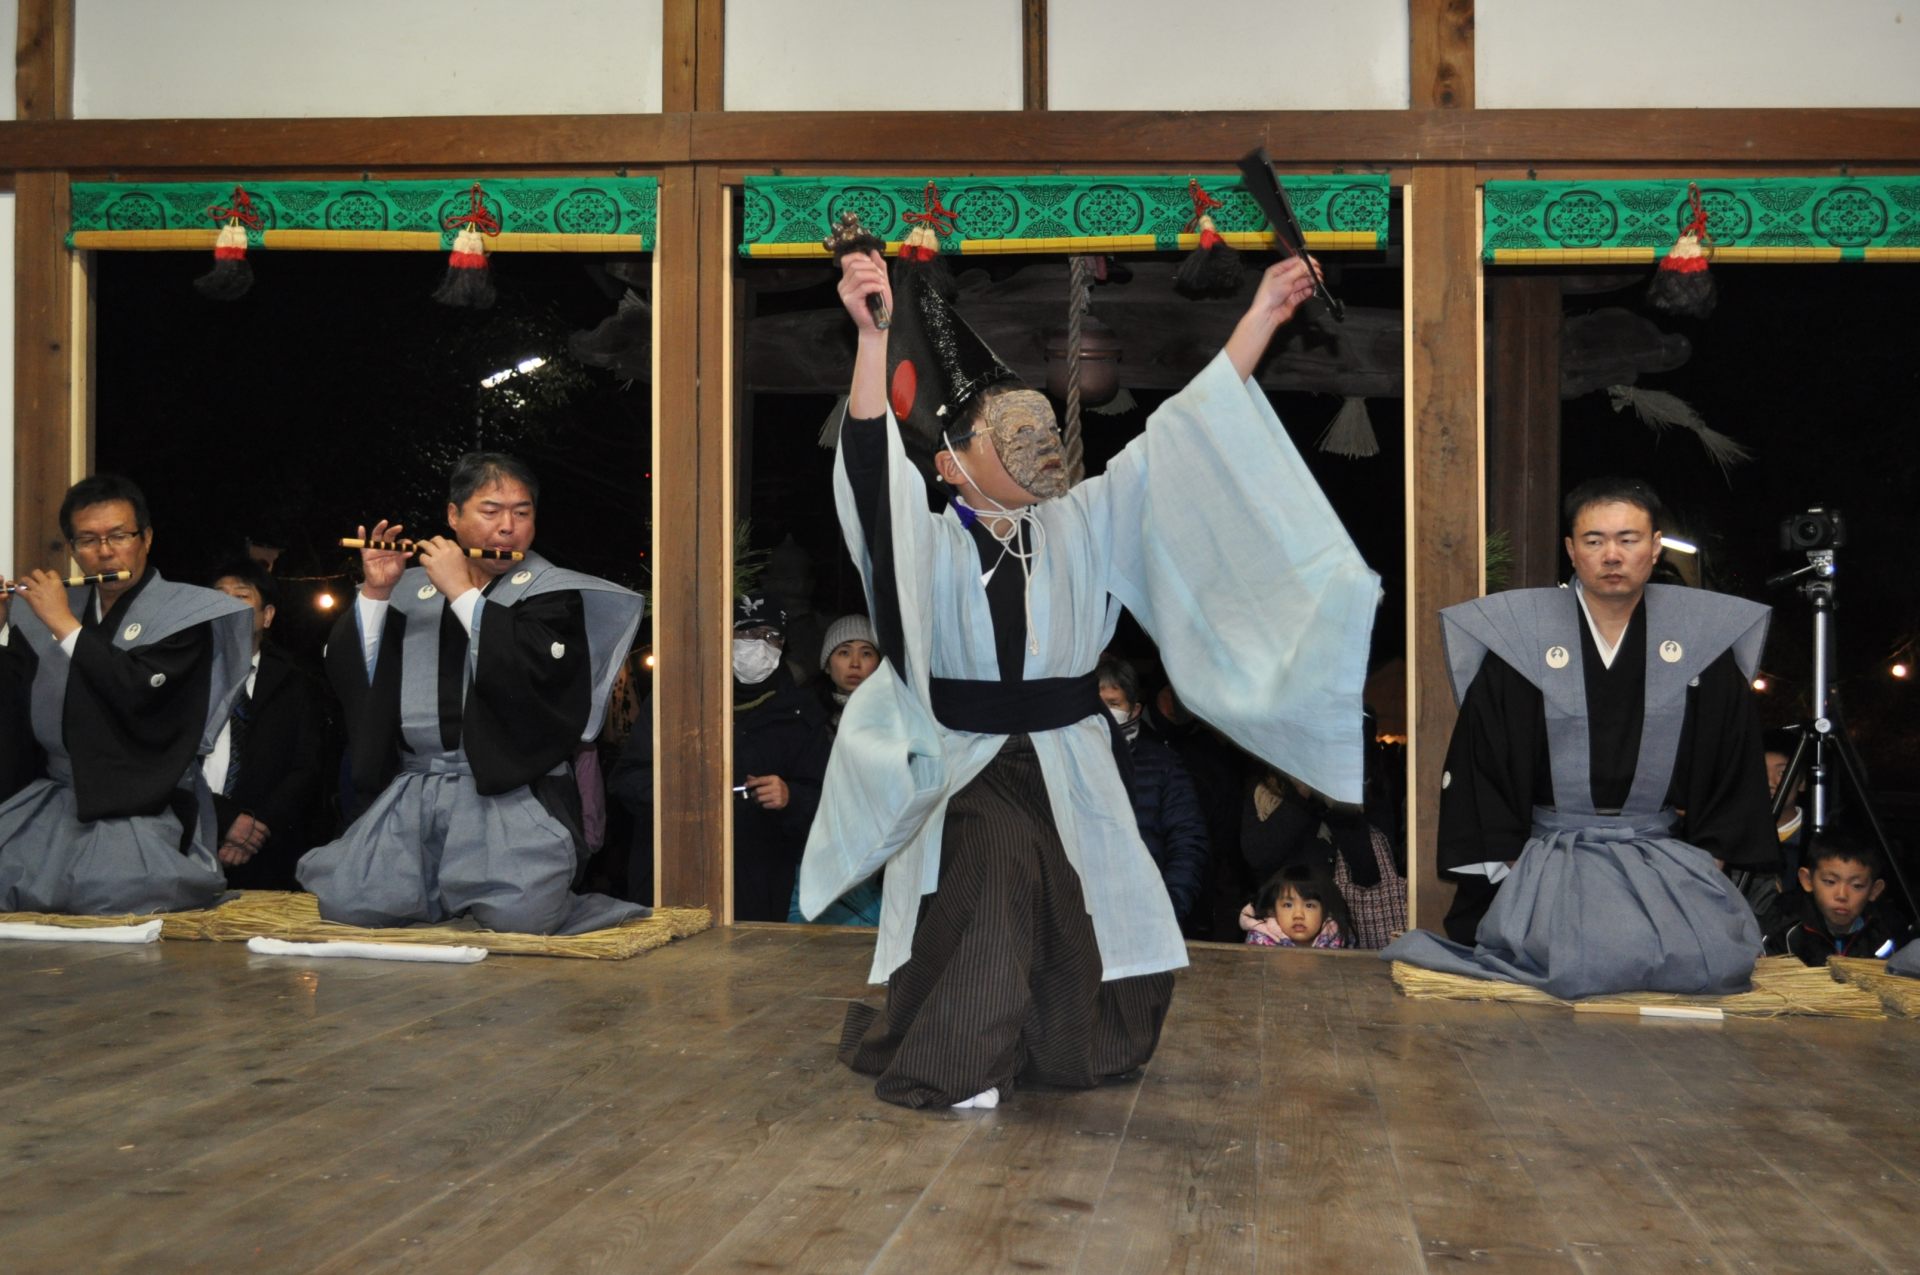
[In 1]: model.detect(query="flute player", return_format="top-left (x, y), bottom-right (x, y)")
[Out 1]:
top-left (297, 452), bottom-right (649, 935)
top-left (0, 475), bottom-right (253, 914)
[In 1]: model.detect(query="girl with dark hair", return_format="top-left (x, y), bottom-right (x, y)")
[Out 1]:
top-left (1241, 862), bottom-right (1351, 949)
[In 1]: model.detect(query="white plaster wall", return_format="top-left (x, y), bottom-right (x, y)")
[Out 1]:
top-left (1050, 0), bottom-right (1408, 110)
top-left (0, 192), bottom-right (13, 575)
top-left (725, 0), bottom-right (1022, 110)
top-left (1480, 0), bottom-right (1920, 108)
top-left (73, 0), bottom-right (662, 118)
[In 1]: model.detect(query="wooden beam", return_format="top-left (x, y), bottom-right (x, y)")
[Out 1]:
top-left (1, 108), bottom-right (1916, 174)
top-left (1485, 276), bottom-right (1562, 589)
top-left (652, 164), bottom-right (733, 919)
top-left (0, 115), bottom-right (693, 172)
top-left (696, 0), bottom-right (726, 114)
top-left (689, 108), bottom-right (1920, 165)
top-left (14, 0), bottom-right (74, 571)
top-left (13, 172), bottom-right (72, 569)
top-left (1023, 0), bottom-right (1047, 112)
top-left (1404, 165), bottom-right (1483, 933)
top-left (1410, 0), bottom-right (1474, 111)
top-left (14, 0), bottom-right (72, 123)
top-left (663, 0), bottom-right (695, 114)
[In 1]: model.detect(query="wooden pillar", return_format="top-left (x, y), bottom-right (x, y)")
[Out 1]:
top-left (13, 0), bottom-right (75, 570)
top-left (1403, 169), bottom-right (1483, 933)
top-left (652, 167), bottom-right (734, 917)
top-left (1486, 276), bottom-right (1562, 588)
top-left (654, 0), bottom-right (733, 916)
top-left (1404, 0), bottom-right (1480, 931)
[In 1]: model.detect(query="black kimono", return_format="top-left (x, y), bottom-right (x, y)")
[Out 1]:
top-left (1383, 583), bottom-right (1772, 998)
top-left (297, 556), bottom-right (646, 935)
top-left (0, 569), bottom-right (252, 914)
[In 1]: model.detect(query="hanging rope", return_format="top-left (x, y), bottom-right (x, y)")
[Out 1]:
top-left (1062, 254), bottom-right (1094, 485)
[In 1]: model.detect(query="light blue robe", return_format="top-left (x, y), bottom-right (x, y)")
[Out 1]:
top-left (800, 351), bottom-right (1382, 983)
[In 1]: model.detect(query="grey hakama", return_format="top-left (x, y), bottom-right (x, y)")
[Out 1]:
top-left (1889, 943), bottom-right (1920, 979)
top-left (0, 575), bottom-right (252, 914)
top-left (297, 558), bottom-right (646, 936)
top-left (1384, 585), bottom-right (1770, 998)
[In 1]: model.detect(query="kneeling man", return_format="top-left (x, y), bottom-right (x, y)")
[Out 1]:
top-left (1384, 477), bottom-right (1774, 997)
top-left (0, 476), bottom-right (252, 913)
top-left (298, 453), bottom-right (645, 935)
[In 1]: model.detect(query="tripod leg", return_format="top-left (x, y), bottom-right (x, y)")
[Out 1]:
top-left (1826, 720), bottom-right (1919, 926)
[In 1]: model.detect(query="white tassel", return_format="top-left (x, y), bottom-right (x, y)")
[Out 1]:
top-left (1315, 397), bottom-right (1379, 458)
top-left (1606, 385), bottom-right (1752, 473)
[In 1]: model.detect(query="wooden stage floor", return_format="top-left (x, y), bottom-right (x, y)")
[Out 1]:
top-left (3, 924), bottom-right (1918, 1274)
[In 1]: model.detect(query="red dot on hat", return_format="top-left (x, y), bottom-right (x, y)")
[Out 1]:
top-left (890, 360), bottom-right (918, 420)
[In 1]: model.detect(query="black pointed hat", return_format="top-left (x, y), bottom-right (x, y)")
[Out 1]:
top-left (883, 258), bottom-right (1022, 467)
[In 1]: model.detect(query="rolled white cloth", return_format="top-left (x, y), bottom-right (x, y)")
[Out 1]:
top-left (245, 936), bottom-right (487, 964)
top-left (0, 919), bottom-right (163, 944)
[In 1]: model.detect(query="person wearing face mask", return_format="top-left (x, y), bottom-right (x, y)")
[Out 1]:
top-left (800, 219), bottom-right (1381, 1111)
top-left (731, 590), bottom-right (831, 923)
top-left (1095, 654), bottom-right (1207, 931)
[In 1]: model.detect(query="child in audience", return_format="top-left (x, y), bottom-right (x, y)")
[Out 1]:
top-left (1764, 834), bottom-right (1899, 967)
top-left (1240, 862), bottom-right (1350, 949)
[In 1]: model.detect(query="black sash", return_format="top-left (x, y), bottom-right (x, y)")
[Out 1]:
top-left (928, 670), bottom-right (1137, 808)
top-left (928, 672), bottom-right (1103, 735)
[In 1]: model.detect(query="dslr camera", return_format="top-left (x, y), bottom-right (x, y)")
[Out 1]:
top-left (1779, 506), bottom-right (1846, 552)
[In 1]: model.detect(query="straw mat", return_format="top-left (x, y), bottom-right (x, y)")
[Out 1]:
top-left (1390, 954), bottom-right (1886, 1020)
top-left (0, 890), bottom-right (711, 960)
top-left (1827, 955), bottom-right (1920, 1018)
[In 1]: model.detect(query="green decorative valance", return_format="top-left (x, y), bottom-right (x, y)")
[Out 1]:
top-left (1484, 178), bottom-right (1920, 264)
top-left (740, 174), bottom-right (1389, 258)
top-left (68, 178), bottom-right (658, 252)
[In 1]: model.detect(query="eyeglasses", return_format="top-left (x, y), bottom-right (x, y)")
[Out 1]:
top-left (69, 530), bottom-right (143, 552)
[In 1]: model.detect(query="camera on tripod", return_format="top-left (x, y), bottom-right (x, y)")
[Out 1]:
top-left (1779, 506), bottom-right (1846, 552)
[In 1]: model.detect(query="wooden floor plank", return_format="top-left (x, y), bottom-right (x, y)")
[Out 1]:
top-left (1522, 1009), bottom-right (1883, 1272)
top-left (1244, 955), bottom-right (1427, 1273)
top-left (316, 928), bottom-right (853, 1275)
top-left (1359, 975), bottom-right (1584, 1269)
top-left (1446, 1000), bottom-right (1736, 1273)
top-left (96, 930), bottom-right (810, 1275)
top-left (1070, 949), bottom-right (1262, 1274)
top-left (863, 1082), bottom-right (1140, 1274)
top-left (1623, 1017), bottom-right (1919, 1272)
top-left (5, 930), bottom-right (1918, 1275)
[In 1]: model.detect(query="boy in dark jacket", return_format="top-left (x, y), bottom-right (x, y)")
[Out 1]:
top-left (1764, 834), bottom-right (1900, 967)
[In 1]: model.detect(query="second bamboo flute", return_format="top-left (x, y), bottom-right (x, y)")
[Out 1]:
top-left (339, 538), bottom-right (524, 562)
top-left (1, 570), bottom-right (132, 596)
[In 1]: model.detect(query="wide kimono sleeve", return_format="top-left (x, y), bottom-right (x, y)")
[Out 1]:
top-left (1672, 649), bottom-right (1777, 871)
top-left (66, 624), bottom-right (213, 821)
top-left (327, 599), bottom-right (405, 806)
top-left (0, 633), bottom-right (42, 800)
top-left (798, 408), bottom-right (949, 919)
top-left (1436, 653), bottom-right (1545, 873)
top-left (464, 589), bottom-right (592, 795)
top-left (1072, 350), bottom-right (1382, 803)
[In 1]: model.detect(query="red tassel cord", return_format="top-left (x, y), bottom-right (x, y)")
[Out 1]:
top-left (434, 182), bottom-right (502, 309)
top-left (1648, 182), bottom-right (1716, 318)
top-left (195, 186), bottom-right (262, 301)
top-left (896, 181), bottom-right (958, 296)
top-left (1174, 178), bottom-right (1241, 296)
